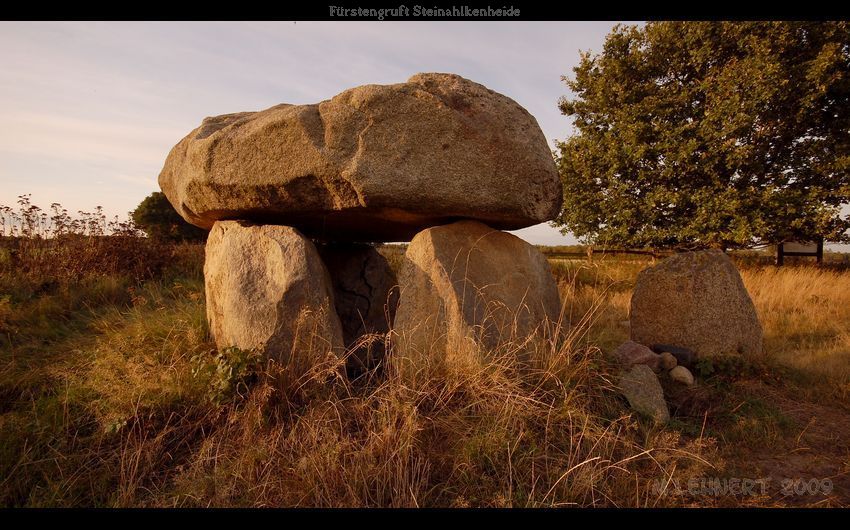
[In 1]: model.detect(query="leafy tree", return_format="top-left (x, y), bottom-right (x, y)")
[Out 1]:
top-left (132, 192), bottom-right (207, 242)
top-left (554, 22), bottom-right (850, 250)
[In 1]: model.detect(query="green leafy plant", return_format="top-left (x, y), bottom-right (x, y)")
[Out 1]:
top-left (695, 355), bottom-right (756, 380)
top-left (191, 346), bottom-right (263, 405)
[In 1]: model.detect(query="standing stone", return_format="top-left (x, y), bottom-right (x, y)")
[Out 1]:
top-left (157, 73), bottom-right (562, 242)
top-left (630, 249), bottom-right (763, 358)
top-left (618, 365), bottom-right (670, 424)
top-left (393, 220), bottom-right (562, 375)
top-left (204, 221), bottom-right (344, 365)
top-left (317, 243), bottom-right (399, 372)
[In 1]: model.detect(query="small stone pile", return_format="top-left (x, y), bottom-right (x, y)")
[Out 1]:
top-left (613, 340), bottom-right (695, 424)
top-left (158, 73), bottom-right (564, 373)
top-left (613, 249), bottom-right (764, 423)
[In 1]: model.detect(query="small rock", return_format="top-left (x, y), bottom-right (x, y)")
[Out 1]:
top-left (618, 364), bottom-right (670, 424)
top-left (650, 344), bottom-right (697, 368)
top-left (613, 340), bottom-right (662, 372)
top-left (660, 351), bottom-right (678, 370)
top-left (669, 365), bottom-right (695, 386)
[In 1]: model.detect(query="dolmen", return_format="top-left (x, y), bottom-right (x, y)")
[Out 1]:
top-left (158, 73), bottom-right (564, 375)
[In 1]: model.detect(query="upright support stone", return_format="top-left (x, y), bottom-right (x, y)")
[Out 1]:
top-left (393, 220), bottom-right (562, 377)
top-left (317, 243), bottom-right (399, 372)
top-left (204, 221), bottom-right (344, 365)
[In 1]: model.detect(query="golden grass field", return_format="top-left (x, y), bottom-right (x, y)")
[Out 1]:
top-left (1, 241), bottom-right (849, 507)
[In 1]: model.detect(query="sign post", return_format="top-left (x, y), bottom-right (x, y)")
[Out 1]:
top-left (776, 239), bottom-right (823, 266)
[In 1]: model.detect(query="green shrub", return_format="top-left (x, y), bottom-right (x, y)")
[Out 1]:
top-left (191, 347), bottom-right (263, 405)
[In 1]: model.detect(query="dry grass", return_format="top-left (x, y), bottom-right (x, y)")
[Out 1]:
top-left (549, 256), bottom-right (646, 353)
top-left (2, 242), bottom-right (849, 507)
top-left (741, 266), bottom-right (850, 399)
top-left (136, 311), bottom-right (718, 508)
top-left (551, 255), bottom-right (850, 395)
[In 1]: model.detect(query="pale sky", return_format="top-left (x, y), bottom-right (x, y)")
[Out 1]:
top-left (0, 21), bottom-right (625, 245)
top-left (4, 21), bottom-right (846, 253)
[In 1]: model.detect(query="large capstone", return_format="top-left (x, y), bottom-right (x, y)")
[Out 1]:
top-left (630, 249), bottom-right (763, 358)
top-left (204, 221), bottom-right (344, 364)
top-left (158, 73), bottom-right (562, 242)
top-left (393, 220), bottom-right (562, 374)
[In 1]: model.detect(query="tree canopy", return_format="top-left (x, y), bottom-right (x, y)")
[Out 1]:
top-left (132, 192), bottom-right (207, 242)
top-left (554, 21), bottom-right (850, 250)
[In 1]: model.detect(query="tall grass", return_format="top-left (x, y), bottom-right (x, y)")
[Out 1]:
top-left (92, 292), bottom-right (717, 508)
top-left (741, 266), bottom-right (850, 399)
top-left (1, 242), bottom-right (721, 507)
top-left (549, 256), bottom-right (850, 397)
top-left (2, 220), bottom-right (847, 507)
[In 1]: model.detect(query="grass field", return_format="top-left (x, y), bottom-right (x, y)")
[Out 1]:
top-left (1, 240), bottom-right (849, 507)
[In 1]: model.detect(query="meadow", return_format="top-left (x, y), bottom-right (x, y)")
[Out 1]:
top-left (1, 231), bottom-right (849, 507)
